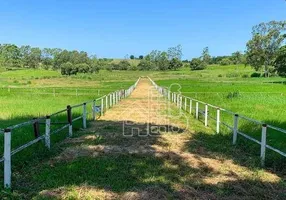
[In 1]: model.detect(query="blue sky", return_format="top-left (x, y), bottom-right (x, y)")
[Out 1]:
top-left (0, 0), bottom-right (285, 59)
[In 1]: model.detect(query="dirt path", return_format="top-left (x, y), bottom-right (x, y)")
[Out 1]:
top-left (36, 78), bottom-right (284, 200)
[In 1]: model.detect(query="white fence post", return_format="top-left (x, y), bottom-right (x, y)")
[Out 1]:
top-left (4, 128), bottom-right (11, 188)
top-left (189, 99), bottom-right (192, 114)
top-left (106, 96), bottom-right (108, 110)
top-left (83, 103), bottom-right (87, 129)
top-left (216, 108), bottom-right (220, 134)
top-left (92, 100), bottom-right (96, 121)
top-left (101, 98), bottom-right (104, 116)
top-left (45, 116), bottom-right (51, 149)
top-left (233, 114), bottom-right (239, 144)
top-left (195, 102), bottom-right (199, 119)
top-left (184, 97), bottom-right (187, 111)
top-left (261, 124), bottom-right (267, 167)
top-left (204, 104), bottom-right (208, 126)
top-left (110, 94), bottom-right (112, 107)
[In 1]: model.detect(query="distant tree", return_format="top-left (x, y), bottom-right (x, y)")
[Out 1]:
top-left (169, 58), bottom-right (183, 70)
top-left (167, 45), bottom-right (183, 60)
top-left (76, 63), bottom-right (90, 73)
top-left (202, 47), bottom-right (211, 64)
top-left (231, 51), bottom-right (243, 65)
top-left (246, 20), bottom-right (286, 77)
top-left (157, 52), bottom-right (169, 70)
top-left (130, 55), bottom-right (135, 60)
top-left (60, 62), bottom-right (76, 75)
top-left (274, 46), bottom-right (286, 76)
top-left (139, 55), bottom-right (144, 59)
top-left (0, 44), bottom-right (21, 68)
top-left (189, 58), bottom-right (206, 70)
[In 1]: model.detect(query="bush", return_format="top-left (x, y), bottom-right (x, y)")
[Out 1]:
top-left (189, 58), bottom-right (206, 70)
top-left (138, 60), bottom-right (155, 71)
top-left (241, 74), bottom-right (249, 78)
top-left (226, 72), bottom-right (240, 78)
top-left (117, 60), bottom-right (130, 70)
top-left (128, 64), bottom-right (138, 71)
top-left (218, 74), bottom-right (223, 77)
top-left (220, 58), bottom-right (232, 66)
top-left (169, 58), bottom-right (183, 70)
top-left (250, 72), bottom-right (261, 77)
top-left (226, 91), bottom-right (240, 99)
top-left (76, 63), bottom-right (90, 73)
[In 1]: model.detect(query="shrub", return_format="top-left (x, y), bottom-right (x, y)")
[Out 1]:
top-left (138, 60), bottom-right (155, 71)
top-left (218, 74), bottom-right (223, 77)
top-left (117, 60), bottom-right (130, 70)
top-left (189, 58), bottom-right (206, 70)
top-left (76, 63), bottom-right (90, 73)
top-left (241, 74), bottom-right (249, 78)
top-left (128, 64), bottom-right (138, 71)
top-left (220, 58), bottom-right (232, 66)
top-left (169, 58), bottom-right (183, 70)
top-left (226, 72), bottom-right (240, 78)
top-left (274, 46), bottom-right (286, 76)
top-left (250, 72), bottom-right (261, 77)
top-left (226, 91), bottom-right (240, 99)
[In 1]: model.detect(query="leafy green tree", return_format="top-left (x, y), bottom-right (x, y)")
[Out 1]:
top-left (231, 51), bottom-right (243, 64)
top-left (0, 44), bottom-right (21, 68)
top-left (76, 63), bottom-right (90, 73)
top-left (167, 45), bottom-right (183, 60)
top-left (157, 52), bottom-right (169, 70)
top-left (189, 58), bottom-right (206, 70)
top-left (246, 20), bottom-right (286, 76)
top-left (202, 47), bottom-right (211, 64)
top-left (274, 46), bottom-right (286, 76)
top-left (139, 55), bottom-right (144, 59)
top-left (60, 62), bottom-right (76, 75)
top-left (169, 58), bottom-right (183, 70)
top-left (130, 55), bottom-right (135, 60)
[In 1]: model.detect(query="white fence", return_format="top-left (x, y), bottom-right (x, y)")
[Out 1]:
top-left (0, 77), bottom-right (140, 188)
top-left (148, 77), bottom-right (286, 167)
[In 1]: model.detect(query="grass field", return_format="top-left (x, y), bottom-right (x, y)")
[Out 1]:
top-left (0, 65), bottom-right (285, 198)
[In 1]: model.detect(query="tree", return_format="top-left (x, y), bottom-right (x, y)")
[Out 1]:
top-left (130, 55), bottom-right (135, 60)
top-left (76, 63), bottom-right (90, 73)
top-left (274, 46), bottom-right (286, 76)
top-left (60, 62), bottom-right (76, 75)
top-left (167, 45), bottom-right (183, 60)
top-left (202, 47), bottom-right (211, 64)
top-left (246, 21), bottom-right (286, 77)
top-left (0, 44), bottom-right (21, 68)
top-left (157, 52), bottom-right (169, 70)
top-left (169, 58), bottom-right (183, 70)
top-left (190, 58), bottom-right (206, 70)
top-left (139, 55), bottom-right (144, 59)
top-left (231, 51), bottom-right (243, 65)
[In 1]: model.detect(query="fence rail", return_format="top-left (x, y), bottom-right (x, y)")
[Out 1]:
top-left (148, 76), bottom-right (286, 167)
top-left (0, 77), bottom-right (140, 188)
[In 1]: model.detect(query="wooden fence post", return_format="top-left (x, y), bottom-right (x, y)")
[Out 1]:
top-left (45, 116), bottom-right (51, 149)
top-left (92, 100), bottom-right (96, 121)
top-left (4, 128), bottom-right (11, 188)
top-left (216, 108), bottom-right (220, 134)
top-left (33, 118), bottom-right (40, 138)
top-left (205, 104), bottom-right (208, 126)
top-left (195, 102), bottom-right (199, 119)
top-left (110, 94), bottom-right (112, 107)
top-left (83, 103), bottom-right (87, 129)
top-left (67, 105), bottom-right (72, 137)
top-left (233, 114), bottom-right (239, 144)
top-left (261, 124), bottom-right (267, 167)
